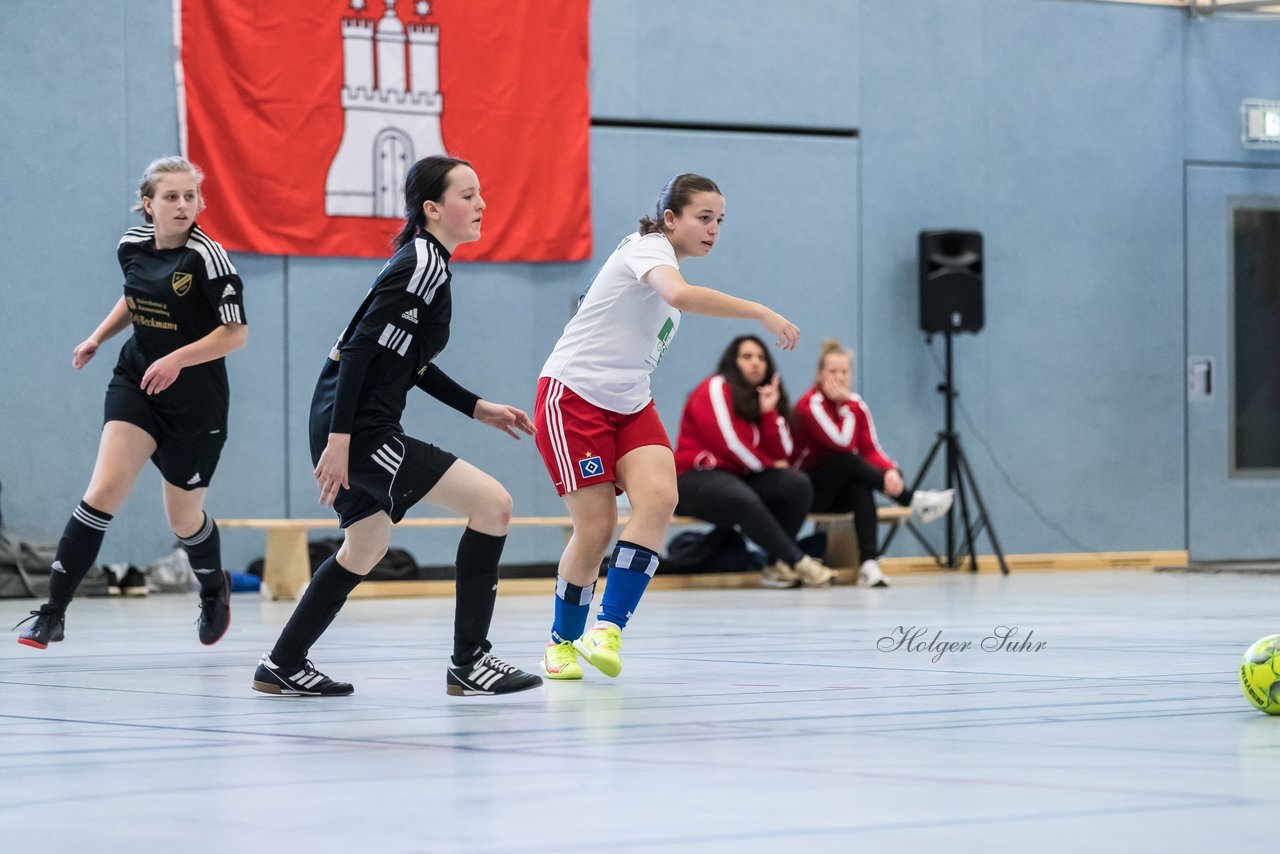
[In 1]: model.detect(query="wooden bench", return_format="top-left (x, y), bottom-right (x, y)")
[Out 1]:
top-left (221, 506), bottom-right (911, 600)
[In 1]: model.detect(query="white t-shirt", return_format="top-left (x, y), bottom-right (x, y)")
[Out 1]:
top-left (540, 231), bottom-right (681, 414)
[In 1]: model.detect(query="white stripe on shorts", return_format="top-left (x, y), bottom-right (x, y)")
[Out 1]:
top-left (545, 380), bottom-right (577, 493)
top-left (371, 444), bottom-right (402, 476)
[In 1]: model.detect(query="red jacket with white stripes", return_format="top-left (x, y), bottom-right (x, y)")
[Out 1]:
top-left (674, 375), bottom-right (795, 476)
top-left (790, 385), bottom-right (897, 473)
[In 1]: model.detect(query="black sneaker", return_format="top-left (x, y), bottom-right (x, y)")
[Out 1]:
top-left (120, 566), bottom-right (149, 597)
top-left (252, 654), bottom-right (354, 696)
top-left (446, 652), bottom-right (543, 696)
top-left (196, 569), bottom-right (231, 646)
top-left (14, 605), bottom-right (66, 649)
top-left (102, 567), bottom-right (122, 596)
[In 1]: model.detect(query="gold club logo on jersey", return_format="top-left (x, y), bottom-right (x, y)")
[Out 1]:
top-left (172, 272), bottom-right (192, 296)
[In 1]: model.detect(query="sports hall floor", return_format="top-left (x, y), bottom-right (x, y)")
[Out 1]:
top-left (0, 568), bottom-right (1271, 853)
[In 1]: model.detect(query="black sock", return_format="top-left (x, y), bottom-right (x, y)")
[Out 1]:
top-left (269, 554), bottom-right (363, 670)
top-left (452, 528), bottom-right (505, 665)
top-left (177, 513), bottom-right (225, 594)
top-left (48, 501), bottom-right (113, 611)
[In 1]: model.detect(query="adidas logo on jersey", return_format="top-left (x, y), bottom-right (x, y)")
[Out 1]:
top-left (401, 308), bottom-right (418, 324)
top-left (221, 284), bottom-right (236, 299)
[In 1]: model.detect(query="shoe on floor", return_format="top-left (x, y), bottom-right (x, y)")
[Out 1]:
top-left (102, 566), bottom-right (122, 597)
top-left (573, 622), bottom-right (623, 677)
top-left (447, 652), bottom-right (543, 696)
top-left (761, 560), bottom-right (801, 589)
top-left (252, 654), bottom-right (354, 696)
top-left (197, 569), bottom-right (231, 645)
top-left (794, 555), bottom-right (837, 588)
top-left (542, 640), bottom-right (583, 680)
top-left (14, 604), bottom-right (65, 649)
top-left (910, 489), bottom-right (955, 525)
top-left (858, 558), bottom-right (891, 588)
top-left (119, 566), bottom-right (149, 597)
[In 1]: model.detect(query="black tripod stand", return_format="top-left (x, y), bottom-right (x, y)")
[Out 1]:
top-left (881, 330), bottom-right (1009, 574)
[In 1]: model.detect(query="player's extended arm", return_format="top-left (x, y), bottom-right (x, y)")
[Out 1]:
top-left (644, 265), bottom-right (799, 351)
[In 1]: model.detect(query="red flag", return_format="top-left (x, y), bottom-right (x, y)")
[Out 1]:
top-left (178, 0), bottom-right (591, 261)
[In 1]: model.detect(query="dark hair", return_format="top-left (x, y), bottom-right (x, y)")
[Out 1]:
top-left (715, 334), bottom-right (791, 424)
top-left (394, 155), bottom-right (472, 249)
top-left (638, 173), bottom-right (722, 235)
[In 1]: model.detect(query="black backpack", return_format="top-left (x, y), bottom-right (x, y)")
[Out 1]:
top-left (662, 527), bottom-right (764, 573)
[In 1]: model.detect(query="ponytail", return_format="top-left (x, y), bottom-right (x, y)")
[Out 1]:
top-left (394, 155), bottom-right (472, 249)
top-left (638, 172), bottom-right (722, 235)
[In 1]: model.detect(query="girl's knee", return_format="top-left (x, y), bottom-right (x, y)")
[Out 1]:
top-left (167, 509), bottom-right (206, 538)
top-left (336, 542), bottom-right (386, 575)
top-left (572, 519), bottom-right (616, 555)
top-left (82, 486), bottom-right (126, 516)
top-left (495, 489), bottom-right (513, 525)
top-left (471, 487), bottom-right (512, 533)
top-left (640, 485), bottom-right (678, 519)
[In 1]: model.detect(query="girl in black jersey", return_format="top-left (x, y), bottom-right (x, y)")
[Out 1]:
top-left (16, 157), bottom-right (246, 649)
top-left (252, 156), bottom-right (542, 698)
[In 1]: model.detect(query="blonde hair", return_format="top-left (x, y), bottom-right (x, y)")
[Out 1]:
top-left (132, 156), bottom-right (206, 222)
top-left (817, 338), bottom-right (854, 374)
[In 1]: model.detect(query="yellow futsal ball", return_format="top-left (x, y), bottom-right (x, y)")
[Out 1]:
top-left (1241, 634), bottom-right (1280, 715)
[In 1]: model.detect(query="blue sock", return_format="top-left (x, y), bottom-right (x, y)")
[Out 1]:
top-left (552, 577), bottom-right (595, 644)
top-left (597, 540), bottom-right (659, 630)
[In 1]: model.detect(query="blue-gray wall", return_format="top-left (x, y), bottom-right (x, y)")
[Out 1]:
top-left (2, 0), bottom-right (1279, 571)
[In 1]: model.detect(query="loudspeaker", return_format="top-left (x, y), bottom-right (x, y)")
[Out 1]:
top-left (919, 230), bottom-right (984, 334)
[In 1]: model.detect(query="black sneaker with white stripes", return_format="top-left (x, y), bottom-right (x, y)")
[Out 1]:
top-left (252, 654), bottom-right (354, 696)
top-left (446, 651), bottom-right (543, 696)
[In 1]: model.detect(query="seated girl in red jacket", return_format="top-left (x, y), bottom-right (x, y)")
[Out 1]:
top-left (673, 335), bottom-right (835, 588)
top-left (792, 339), bottom-right (953, 587)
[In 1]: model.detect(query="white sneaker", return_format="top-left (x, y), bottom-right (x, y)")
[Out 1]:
top-left (910, 489), bottom-right (954, 524)
top-left (858, 559), bottom-right (890, 588)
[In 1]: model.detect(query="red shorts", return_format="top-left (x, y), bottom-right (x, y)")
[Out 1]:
top-left (534, 377), bottom-right (671, 496)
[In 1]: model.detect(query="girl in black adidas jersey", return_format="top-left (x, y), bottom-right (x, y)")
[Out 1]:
top-left (16, 157), bottom-right (246, 650)
top-left (252, 155), bottom-right (541, 698)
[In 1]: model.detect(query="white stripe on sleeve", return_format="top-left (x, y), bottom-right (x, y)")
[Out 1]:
top-left (776, 415), bottom-right (794, 458)
top-left (709, 376), bottom-right (763, 471)
top-left (853, 395), bottom-right (890, 460)
top-left (809, 393), bottom-right (855, 448)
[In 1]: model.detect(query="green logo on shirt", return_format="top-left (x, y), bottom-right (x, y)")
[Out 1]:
top-left (650, 317), bottom-right (676, 367)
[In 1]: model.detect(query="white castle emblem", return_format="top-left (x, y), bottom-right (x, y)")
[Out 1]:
top-left (325, 0), bottom-right (445, 218)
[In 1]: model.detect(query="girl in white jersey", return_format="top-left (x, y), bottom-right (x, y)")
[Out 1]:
top-left (534, 173), bottom-right (800, 680)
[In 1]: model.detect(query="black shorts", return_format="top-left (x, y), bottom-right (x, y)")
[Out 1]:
top-left (103, 370), bottom-right (227, 491)
top-left (323, 432), bottom-right (458, 528)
